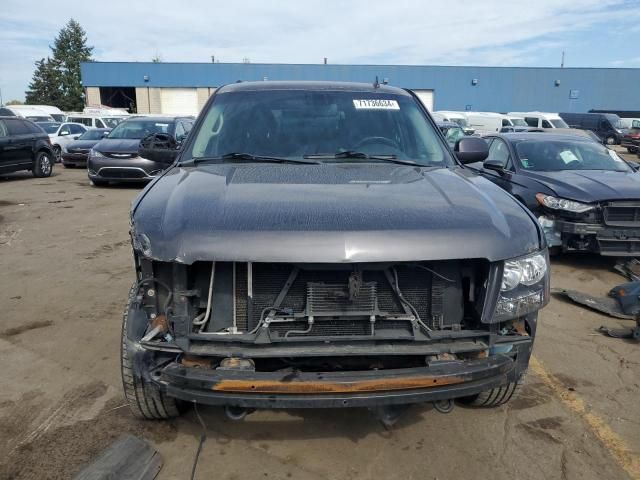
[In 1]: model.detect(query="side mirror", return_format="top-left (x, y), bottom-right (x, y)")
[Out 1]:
top-left (102, 131), bottom-right (109, 137)
top-left (138, 133), bottom-right (179, 164)
top-left (483, 159), bottom-right (507, 173)
top-left (72, 135), bottom-right (80, 140)
top-left (454, 137), bottom-right (489, 164)
top-left (60, 130), bottom-right (69, 136)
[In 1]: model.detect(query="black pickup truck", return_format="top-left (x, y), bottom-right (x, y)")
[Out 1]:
top-left (122, 81), bottom-right (549, 423)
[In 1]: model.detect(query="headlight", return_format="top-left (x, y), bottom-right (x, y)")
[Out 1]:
top-left (536, 193), bottom-right (593, 213)
top-left (501, 252), bottom-right (548, 291)
top-left (494, 250), bottom-right (550, 322)
top-left (90, 148), bottom-right (106, 158)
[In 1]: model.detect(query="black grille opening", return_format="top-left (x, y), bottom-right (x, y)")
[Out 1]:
top-left (604, 203), bottom-right (640, 227)
top-left (100, 168), bottom-right (146, 179)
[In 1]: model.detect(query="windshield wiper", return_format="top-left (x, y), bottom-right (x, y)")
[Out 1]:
top-left (185, 152), bottom-right (321, 165)
top-left (304, 151), bottom-right (419, 166)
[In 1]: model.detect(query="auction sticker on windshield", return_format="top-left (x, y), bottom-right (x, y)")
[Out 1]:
top-left (353, 99), bottom-right (400, 110)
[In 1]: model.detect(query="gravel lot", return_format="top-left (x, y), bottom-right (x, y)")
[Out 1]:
top-left (1, 151), bottom-right (639, 480)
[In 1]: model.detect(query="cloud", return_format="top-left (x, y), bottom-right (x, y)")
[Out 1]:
top-left (1, 0), bottom-right (639, 101)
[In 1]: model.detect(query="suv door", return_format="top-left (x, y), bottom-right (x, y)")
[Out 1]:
top-left (3, 118), bottom-right (33, 167)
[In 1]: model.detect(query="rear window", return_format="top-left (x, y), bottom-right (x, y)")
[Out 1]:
top-left (24, 120), bottom-right (44, 134)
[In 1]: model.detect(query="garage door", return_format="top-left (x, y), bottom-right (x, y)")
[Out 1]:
top-left (160, 88), bottom-right (198, 115)
top-left (412, 90), bottom-right (434, 111)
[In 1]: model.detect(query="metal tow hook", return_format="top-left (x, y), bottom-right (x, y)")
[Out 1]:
top-left (432, 399), bottom-right (455, 414)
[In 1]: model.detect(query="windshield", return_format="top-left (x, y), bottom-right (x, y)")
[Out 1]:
top-left (451, 118), bottom-right (469, 128)
top-left (515, 139), bottom-right (631, 172)
top-left (103, 117), bottom-right (124, 128)
top-left (605, 114), bottom-right (623, 129)
top-left (550, 118), bottom-right (569, 128)
top-left (37, 122), bottom-right (61, 134)
top-left (510, 118), bottom-right (528, 127)
top-left (187, 90), bottom-right (451, 166)
top-left (107, 119), bottom-right (173, 139)
top-left (79, 129), bottom-right (108, 140)
top-left (442, 126), bottom-right (465, 146)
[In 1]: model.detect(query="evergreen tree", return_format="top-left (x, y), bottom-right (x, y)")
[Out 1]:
top-left (51, 19), bottom-right (93, 111)
top-left (25, 57), bottom-right (62, 105)
top-left (24, 19), bottom-right (93, 110)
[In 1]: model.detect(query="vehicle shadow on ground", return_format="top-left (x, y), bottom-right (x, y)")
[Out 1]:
top-left (178, 402), bottom-right (436, 442)
top-left (0, 171), bottom-right (53, 182)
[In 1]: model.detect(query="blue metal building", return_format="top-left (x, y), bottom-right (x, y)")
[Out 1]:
top-left (80, 61), bottom-right (640, 115)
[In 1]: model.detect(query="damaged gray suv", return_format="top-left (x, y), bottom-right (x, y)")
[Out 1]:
top-left (123, 81), bottom-right (550, 423)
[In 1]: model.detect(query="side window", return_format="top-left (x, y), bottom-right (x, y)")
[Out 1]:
top-left (524, 117), bottom-right (538, 127)
top-left (502, 119), bottom-right (510, 127)
top-left (541, 120), bottom-right (553, 128)
top-left (0, 120), bottom-right (8, 137)
top-left (95, 119), bottom-right (106, 128)
top-left (488, 139), bottom-right (511, 166)
top-left (70, 124), bottom-right (85, 134)
top-left (5, 118), bottom-right (30, 135)
top-left (184, 120), bottom-right (194, 133)
top-left (175, 121), bottom-right (186, 140)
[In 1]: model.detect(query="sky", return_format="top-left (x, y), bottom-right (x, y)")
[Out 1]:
top-left (1, 0), bottom-right (640, 101)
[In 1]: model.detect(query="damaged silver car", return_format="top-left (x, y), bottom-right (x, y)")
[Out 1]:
top-left (122, 81), bottom-right (550, 423)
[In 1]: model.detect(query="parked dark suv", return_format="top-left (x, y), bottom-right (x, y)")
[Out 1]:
top-left (87, 116), bottom-right (194, 186)
top-left (0, 116), bottom-right (55, 177)
top-left (122, 82), bottom-right (549, 423)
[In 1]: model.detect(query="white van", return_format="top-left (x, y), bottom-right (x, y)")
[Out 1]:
top-left (434, 111), bottom-right (475, 135)
top-left (19, 105), bottom-right (65, 122)
top-left (0, 105), bottom-right (54, 122)
top-left (507, 112), bottom-right (568, 129)
top-left (65, 113), bottom-right (126, 129)
top-left (463, 112), bottom-right (517, 135)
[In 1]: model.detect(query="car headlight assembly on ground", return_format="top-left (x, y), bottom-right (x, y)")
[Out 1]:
top-left (495, 250), bottom-right (550, 322)
top-left (535, 193), bottom-right (594, 213)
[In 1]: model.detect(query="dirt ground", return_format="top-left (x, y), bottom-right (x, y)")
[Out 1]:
top-left (1, 151), bottom-right (639, 480)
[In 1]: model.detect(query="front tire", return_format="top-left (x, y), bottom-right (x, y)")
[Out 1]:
top-left (460, 374), bottom-right (525, 407)
top-left (32, 151), bottom-right (53, 177)
top-left (605, 136), bottom-right (616, 145)
top-left (121, 284), bottom-right (182, 420)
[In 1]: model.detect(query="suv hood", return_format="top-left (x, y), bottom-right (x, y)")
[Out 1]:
top-left (93, 138), bottom-right (140, 154)
top-left (67, 139), bottom-right (101, 151)
top-left (131, 164), bottom-right (541, 263)
top-left (523, 169), bottom-right (640, 203)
